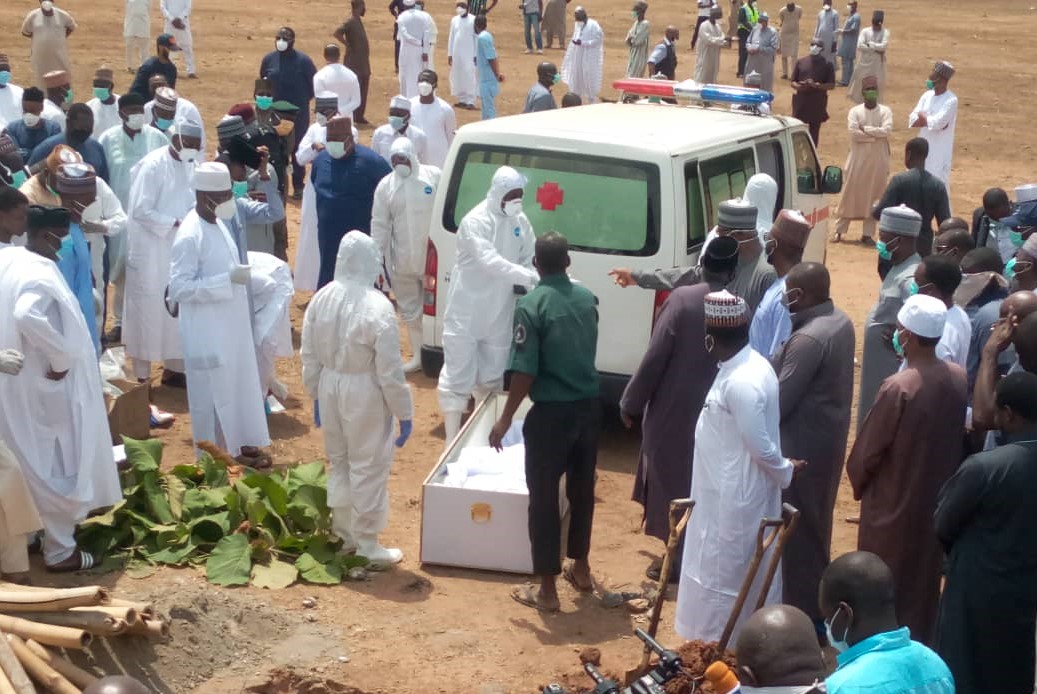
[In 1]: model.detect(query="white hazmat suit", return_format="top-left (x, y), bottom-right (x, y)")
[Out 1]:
top-left (436, 166), bottom-right (538, 444)
top-left (247, 251), bottom-right (295, 400)
top-left (301, 232), bottom-right (414, 566)
top-left (371, 137), bottom-right (442, 373)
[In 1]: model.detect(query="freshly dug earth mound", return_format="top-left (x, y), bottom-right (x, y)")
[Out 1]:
top-left (245, 667), bottom-right (381, 694)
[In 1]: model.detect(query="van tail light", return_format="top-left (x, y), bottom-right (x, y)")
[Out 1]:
top-left (423, 239), bottom-right (438, 317)
top-left (651, 290), bottom-right (671, 332)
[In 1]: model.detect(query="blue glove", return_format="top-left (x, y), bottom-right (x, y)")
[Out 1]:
top-left (395, 419), bottom-right (412, 448)
top-left (314, 400), bottom-right (321, 428)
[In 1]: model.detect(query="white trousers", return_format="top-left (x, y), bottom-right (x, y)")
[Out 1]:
top-left (164, 20), bottom-right (196, 74)
top-left (437, 330), bottom-right (509, 413)
top-left (0, 534), bottom-right (29, 575)
top-left (132, 358), bottom-right (186, 380)
top-left (393, 273), bottom-right (423, 323)
top-left (125, 35), bottom-right (149, 71)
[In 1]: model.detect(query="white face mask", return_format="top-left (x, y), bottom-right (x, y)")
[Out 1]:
top-left (456, 5), bottom-right (466, 14)
top-left (326, 141), bottom-right (346, 158)
top-left (214, 198), bottom-right (237, 220)
top-left (316, 113), bottom-right (329, 126)
top-left (810, 44), bottom-right (823, 55)
top-left (22, 112), bottom-right (40, 127)
top-left (503, 199), bottom-right (523, 217)
top-left (418, 82), bottom-right (434, 97)
top-left (177, 146), bottom-right (199, 163)
top-left (78, 199), bottom-right (103, 224)
top-left (275, 39), bottom-right (289, 52)
top-left (126, 113), bottom-right (146, 130)
top-left (41, 0), bottom-right (54, 11)
top-left (393, 163), bottom-right (412, 178)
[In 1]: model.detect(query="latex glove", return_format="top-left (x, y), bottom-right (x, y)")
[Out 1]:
top-left (0, 349), bottom-right (24, 376)
top-left (230, 264), bottom-right (251, 285)
top-left (395, 419), bottom-right (412, 448)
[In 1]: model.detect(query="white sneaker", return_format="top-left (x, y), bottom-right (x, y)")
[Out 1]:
top-left (536, 49), bottom-right (543, 54)
top-left (524, 49), bottom-right (532, 54)
top-left (361, 544), bottom-right (404, 569)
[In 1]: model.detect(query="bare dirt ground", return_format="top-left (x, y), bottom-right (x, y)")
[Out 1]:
top-left (1, 0), bottom-right (1034, 690)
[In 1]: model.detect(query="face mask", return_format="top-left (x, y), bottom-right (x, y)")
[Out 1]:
top-left (825, 606), bottom-right (850, 653)
top-left (77, 200), bottom-right (103, 224)
top-left (316, 112), bottom-right (329, 126)
top-left (781, 287), bottom-right (803, 310)
top-left (822, 3), bottom-right (831, 9)
top-left (41, 0), bottom-right (54, 11)
top-left (256, 96), bottom-right (274, 111)
top-left (631, 11), bottom-right (638, 18)
top-left (93, 87), bottom-right (111, 101)
top-left (875, 238), bottom-right (896, 260)
top-left (388, 115), bottom-right (406, 131)
top-left (764, 236), bottom-right (777, 257)
top-left (809, 45), bottom-right (823, 55)
top-left (704, 334), bottom-right (716, 354)
top-left (892, 328), bottom-right (907, 358)
top-left (456, 6), bottom-right (466, 14)
top-left (232, 180), bottom-right (248, 198)
top-left (275, 39), bottom-right (290, 52)
top-left (925, 79), bottom-right (935, 90)
top-left (155, 116), bottom-right (173, 131)
top-left (503, 199), bottom-right (523, 217)
top-left (326, 141), bottom-right (347, 158)
top-left (1010, 229), bottom-right (1025, 248)
top-left (55, 233), bottom-right (73, 260)
top-left (418, 82), bottom-right (434, 97)
top-left (0, 72), bottom-right (10, 87)
top-left (908, 280), bottom-right (919, 296)
top-left (63, 89), bottom-right (73, 106)
top-left (393, 163), bottom-right (412, 178)
top-left (1005, 257), bottom-right (1018, 281)
top-left (552, 73), bottom-right (561, 84)
top-left (22, 112), bottom-right (40, 127)
top-left (214, 198), bottom-right (237, 220)
top-left (863, 89), bottom-right (878, 101)
top-left (177, 146), bottom-right (199, 162)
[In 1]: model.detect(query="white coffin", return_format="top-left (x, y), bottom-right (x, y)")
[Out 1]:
top-left (420, 394), bottom-right (568, 574)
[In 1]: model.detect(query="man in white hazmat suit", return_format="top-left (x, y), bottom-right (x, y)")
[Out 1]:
top-left (371, 136), bottom-right (441, 373)
top-left (301, 231), bottom-right (414, 566)
top-left (0, 209), bottom-right (121, 571)
top-left (437, 166), bottom-right (539, 445)
top-left (168, 163), bottom-right (272, 468)
top-left (675, 290), bottom-right (803, 644)
top-left (561, 7), bottom-right (604, 104)
top-left (124, 119), bottom-right (201, 384)
top-left (247, 251), bottom-right (294, 402)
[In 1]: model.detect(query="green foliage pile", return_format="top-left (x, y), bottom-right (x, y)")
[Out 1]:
top-left (76, 438), bottom-right (366, 588)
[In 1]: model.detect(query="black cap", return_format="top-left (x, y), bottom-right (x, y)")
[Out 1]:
top-left (225, 136), bottom-right (262, 170)
top-left (157, 33), bottom-right (182, 51)
top-left (27, 204), bottom-right (71, 230)
top-left (702, 235), bottom-right (740, 274)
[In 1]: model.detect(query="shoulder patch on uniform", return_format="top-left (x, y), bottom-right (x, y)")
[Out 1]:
top-left (514, 323), bottom-right (527, 345)
top-left (424, 185), bottom-right (434, 195)
top-left (513, 226), bottom-right (521, 237)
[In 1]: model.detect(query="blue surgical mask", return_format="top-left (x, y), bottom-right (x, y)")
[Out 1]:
top-left (925, 79), bottom-right (935, 90)
top-left (1010, 229), bottom-right (1024, 248)
top-left (155, 116), bottom-right (173, 131)
top-left (54, 233), bottom-right (74, 261)
top-left (10, 170), bottom-right (27, 188)
top-left (552, 73), bottom-right (561, 85)
top-left (1005, 257), bottom-right (1018, 281)
top-left (256, 96), bottom-right (274, 110)
top-left (875, 239), bottom-right (895, 261)
top-left (908, 280), bottom-right (919, 296)
top-left (232, 180), bottom-right (248, 199)
top-left (388, 115), bottom-right (406, 131)
top-left (825, 606), bottom-right (850, 653)
top-left (892, 328), bottom-right (906, 358)
top-left (93, 87), bottom-right (111, 101)
top-left (0, 71), bottom-right (10, 86)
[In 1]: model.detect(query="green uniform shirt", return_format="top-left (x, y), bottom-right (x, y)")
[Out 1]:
top-left (509, 274), bottom-right (600, 402)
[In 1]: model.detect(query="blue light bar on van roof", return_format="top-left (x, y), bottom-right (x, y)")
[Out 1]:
top-left (613, 78), bottom-right (774, 107)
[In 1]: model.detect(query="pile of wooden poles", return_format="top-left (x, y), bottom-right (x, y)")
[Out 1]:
top-left (0, 583), bottom-right (170, 693)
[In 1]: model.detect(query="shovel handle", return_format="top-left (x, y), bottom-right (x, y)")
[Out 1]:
top-left (753, 503), bottom-right (801, 611)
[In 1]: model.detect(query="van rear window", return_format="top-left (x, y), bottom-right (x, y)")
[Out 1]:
top-left (442, 145), bottom-right (661, 256)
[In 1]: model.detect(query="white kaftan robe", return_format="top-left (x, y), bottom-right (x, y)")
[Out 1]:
top-left (812, 7), bottom-right (839, 66)
top-left (168, 211), bottom-right (270, 455)
top-left (448, 14), bottom-right (478, 106)
top-left (561, 19), bottom-right (604, 103)
top-left (21, 8), bottom-right (76, 87)
top-left (397, 8), bottom-right (432, 99)
top-left (247, 251), bottom-right (294, 397)
top-left (293, 121), bottom-right (327, 292)
top-left (124, 146), bottom-right (195, 365)
top-left (675, 345), bottom-right (793, 643)
top-left (694, 20), bottom-right (726, 85)
top-left (909, 89), bottom-right (957, 193)
top-left (313, 63), bottom-right (362, 117)
top-left (408, 96), bottom-right (456, 168)
top-left (0, 84), bottom-right (25, 131)
top-left (144, 96), bottom-right (206, 153)
top-left (745, 24), bottom-right (779, 92)
top-left (0, 248), bottom-right (120, 565)
top-left (846, 27), bottom-right (889, 103)
top-left (160, 0), bottom-right (195, 74)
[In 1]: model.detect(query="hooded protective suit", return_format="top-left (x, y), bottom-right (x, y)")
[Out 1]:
top-left (247, 251), bottom-right (294, 399)
top-left (371, 137), bottom-right (442, 372)
top-left (436, 166), bottom-right (538, 442)
top-left (301, 232), bottom-right (413, 559)
top-left (743, 172), bottom-right (778, 238)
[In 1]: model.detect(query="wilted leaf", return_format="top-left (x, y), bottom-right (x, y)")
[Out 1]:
top-left (251, 558), bottom-right (298, 589)
top-left (170, 463), bottom-right (204, 484)
top-left (206, 534), bottom-right (252, 586)
top-left (182, 487), bottom-right (230, 518)
top-left (79, 499), bottom-right (127, 529)
top-left (295, 551), bottom-right (343, 585)
top-left (242, 472), bottom-right (289, 516)
top-left (126, 558), bottom-right (159, 579)
top-left (123, 437), bottom-right (163, 472)
top-left (147, 541), bottom-right (197, 565)
top-left (199, 454), bottom-right (230, 487)
top-left (165, 475), bottom-right (188, 521)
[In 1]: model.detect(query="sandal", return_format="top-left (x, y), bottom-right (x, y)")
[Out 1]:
top-left (562, 561), bottom-right (594, 593)
top-left (236, 447), bottom-right (273, 469)
top-left (510, 584), bottom-right (560, 612)
top-left (46, 550), bottom-right (98, 573)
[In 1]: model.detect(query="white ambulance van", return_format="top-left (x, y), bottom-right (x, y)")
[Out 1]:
top-left (420, 97), bottom-right (842, 403)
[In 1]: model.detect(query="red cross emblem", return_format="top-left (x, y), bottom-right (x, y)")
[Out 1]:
top-left (536, 181), bottom-right (565, 211)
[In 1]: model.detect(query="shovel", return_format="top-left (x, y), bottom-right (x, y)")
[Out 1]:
top-left (624, 497), bottom-right (694, 685)
top-left (717, 502), bottom-right (800, 654)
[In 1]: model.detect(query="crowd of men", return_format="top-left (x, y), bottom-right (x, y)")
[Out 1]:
top-left (0, 0), bottom-right (1032, 693)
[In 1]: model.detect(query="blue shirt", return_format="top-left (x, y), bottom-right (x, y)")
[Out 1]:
top-left (826, 628), bottom-right (955, 694)
top-left (311, 145), bottom-right (391, 287)
top-left (56, 222), bottom-right (99, 354)
top-left (129, 56), bottom-right (179, 98)
top-left (749, 277), bottom-right (791, 359)
top-left (476, 31), bottom-right (498, 84)
top-left (259, 49), bottom-right (317, 109)
top-left (28, 134), bottom-right (110, 183)
top-left (3, 119), bottom-right (62, 162)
